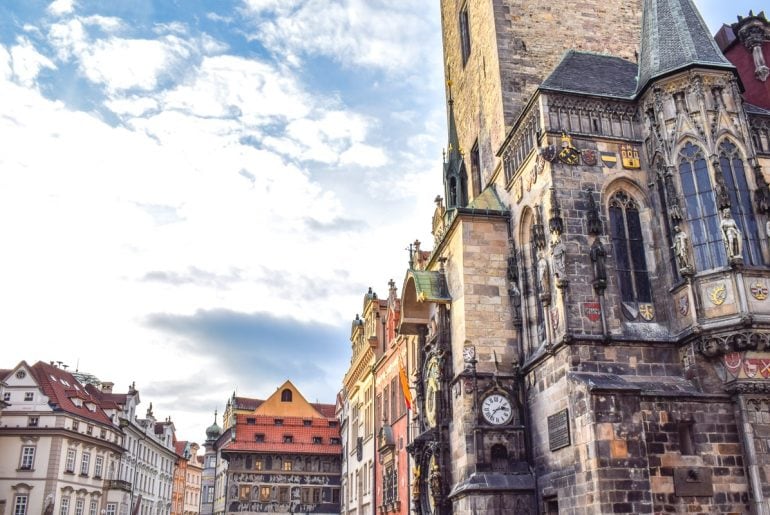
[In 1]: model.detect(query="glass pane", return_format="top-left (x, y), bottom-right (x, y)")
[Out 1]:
top-left (694, 158), bottom-right (711, 193)
top-left (679, 161), bottom-right (696, 196)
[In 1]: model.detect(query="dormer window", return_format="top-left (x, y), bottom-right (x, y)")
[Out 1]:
top-left (303, 420), bottom-right (312, 427)
top-left (283, 435), bottom-right (293, 443)
top-left (71, 398), bottom-right (83, 407)
top-left (85, 402), bottom-right (96, 412)
top-left (274, 419), bottom-right (283, 426)
top-left (312, 437), bottom-right (322, 444)
top-left (254, 434), bottom-right (265, 443)
top-left (24, 392), bottom-right (33, 401)
top-left (246, 418), bottom-right (256, 425)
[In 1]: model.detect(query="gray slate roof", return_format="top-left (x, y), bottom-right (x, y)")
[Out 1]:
top-left (636, 0), bottom-right (734, 94)
top-left (540, 50), bottom-right (638, 98)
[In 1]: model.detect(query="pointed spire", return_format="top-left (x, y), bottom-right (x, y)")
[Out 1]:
top-left (637, 0), bottom-right (734, 94)
top-left (443, 69), bottom-right (468, 209)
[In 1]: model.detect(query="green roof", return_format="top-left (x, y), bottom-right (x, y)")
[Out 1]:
top-left (466, 184), bottom-right (507, 212)
top-left (410, 270), bottom-right (451, 303)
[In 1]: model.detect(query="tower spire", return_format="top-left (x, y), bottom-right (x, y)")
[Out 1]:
top-left (443, 69), bottom-right (467, 209)
top-left (637, 0), bottom-right (734, 94)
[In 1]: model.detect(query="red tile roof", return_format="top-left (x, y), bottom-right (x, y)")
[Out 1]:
top-left (221, 413), bottom-right (342, 455)
top-left (27, 361), bottom-right (115, 426)
top-left (233, 396), bottom-right (263, 410)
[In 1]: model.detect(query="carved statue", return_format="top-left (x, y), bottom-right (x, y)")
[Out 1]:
top-left (672, 225), bottom-right (693, 274)
top-left (589, 239), bottom-right (607, 291)
top-left (536, 251), bottom-right (550, 298)
top-left (721, 208), bottom-right (743, 260)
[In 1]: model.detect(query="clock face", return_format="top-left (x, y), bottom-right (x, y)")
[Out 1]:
top-left (425, 357), bottom-right (440, 427)
top-left (481, 393), bottom-right (513, 425)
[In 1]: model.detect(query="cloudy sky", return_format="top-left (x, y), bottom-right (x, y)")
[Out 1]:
top-left (0, 0), bottom-right (759, 442)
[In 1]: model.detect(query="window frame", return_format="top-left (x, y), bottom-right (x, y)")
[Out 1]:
top-left (459, 3), bottom-right (471, 65)
top-left (13, 494), bottom-right (28, 515)
top-left (19, 446), bottom-right (35, 470)
top-left (65, 448), bottom-right (76, 473)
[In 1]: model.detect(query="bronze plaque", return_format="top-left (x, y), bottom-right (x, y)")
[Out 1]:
top-left (673, 467), bottom-right (713, 497)
top-left (547, 409), bottom-right (570, 451)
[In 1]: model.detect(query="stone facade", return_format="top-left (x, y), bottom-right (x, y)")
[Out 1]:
top-left (399, 0), bottom-right (770, 514)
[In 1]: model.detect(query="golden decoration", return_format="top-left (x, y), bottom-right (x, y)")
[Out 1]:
top-left (708, 284), bottom-right (727, 306)
top-left (639, 304), bottom-right (655, 321)
top-left (751, 281), bottom-right (768, 301)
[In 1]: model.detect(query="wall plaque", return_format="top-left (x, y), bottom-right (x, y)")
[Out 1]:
top-left (547, 409), bottom-right (570, 451)
top-left (673, 467), bottom-right (713, 497)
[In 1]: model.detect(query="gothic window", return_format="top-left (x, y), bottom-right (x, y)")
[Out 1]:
top-left (280, 389), bottom-right (292, 402)
top-left (679, 142), bottom-right (727, 270)
top-left (490, 444), bottom-right (509, 473)
top-left (609, 191), bottom-right (652, 311)
top-left (520, 209), bottom-right (544, 356)
top-left (459, 4), bottom-right (471, 65)
top-left (719, 140), bottom-right (761, 265)
top-left (448, 176), bottom-right (458, 207)
top-left (470, 141), bottom-right (481, 198)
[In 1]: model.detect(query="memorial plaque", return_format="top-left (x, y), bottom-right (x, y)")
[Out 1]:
top-left (673, 467), bottom-right (713, 497)
top-left (547, 409), bottom-right (570, 451)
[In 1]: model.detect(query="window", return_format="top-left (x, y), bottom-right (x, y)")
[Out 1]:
top-left (254, 434), bottom-right (265, 443)
top-left (459, 4), bottom-right (471, 64)
top-left (278, 487), bottom-right (289, 503)
top-left (254, 459), bottom-right (263, 471)
top-left (281, 389), bottom-right (292, 402)
top-left (19, 446), bottom-right (35, 470)
top-left (86, 425), bottom-right (93, 436)
top-left (60, 496), bottom-right (70, 515)
top-left (312, 436), bottom-right (322, 444)
top-left (470, 141), bottom-right (481, 198)
top-left (246, 418), bottom-right (256, 425)
top-left (28, 417), bottom-right (38, 427)
top-left (3, 392), bottom-right (10, 402)
top-left (383, 385), bottom-right (390, 426)
top-left (283, 435), bottom-right (293, 444)
top-left (74, 498), bottom-right (84, 515)
top-left (283, 460), bottom-right (293, 471)
top-left (65, 448), bottom-right (76, 472)
top-left (383, 464), bottom-right (397, 505)
top-left (491, 444), bottom-right (510, 473)
top-left (259, 486), bottom-right (271, 502)
top-left (13, 495), bottom-right (28, 515)
top-left (679, 142), bottom-right (727, 270)
top-left (329, 421), bottom-right (338, 428)
top-left (303, 419), bottom-right (312, 427)
top-left (239, 485), bottom-right (251, 501)
top-left (274, 419), bottom-right (283, 426)
top-left (719, 140), bottom-right (761, 264)
top-left (608, 191), bottom-right (652, 319)
top-left (678, 422), bottom-right (695, 455)
top-left (105, 503), bottom-right (116, 515)
top-left (100, 429), bottom-right (106, 439)
top-left (80, 452), bottom-right (91, 476)
top-left (330, 437), bottom-right (341, 445)
top-left (94, 455), bottom-right (103, 478)
top-left (88, 501), bottom-right (97, 515)
top-left (72, 420), bottom-right (79, 431)
top-left (24, 392), bottom-right (33, 401)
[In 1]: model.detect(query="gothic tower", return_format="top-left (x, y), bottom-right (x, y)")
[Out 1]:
top-left (439, 0), bottom-right (643, 200)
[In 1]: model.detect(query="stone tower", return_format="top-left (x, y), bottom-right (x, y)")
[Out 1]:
top-left (403, 0), bottom-right (770, 513)
top-left (439, 0), bottom-right (643, 199)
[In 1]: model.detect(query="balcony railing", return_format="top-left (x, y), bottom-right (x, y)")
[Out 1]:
top-left (105, 479), bottom-right (132, 492)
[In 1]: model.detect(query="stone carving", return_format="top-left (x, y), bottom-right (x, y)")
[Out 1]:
top-left (586, 188), bottom-right (602, 235)
top-left (589, 239), bottom-right (607, 292)
top-left (712, 156), bottom-right (732, 210)
top-left (721, 208), bottom-right (743, 262)
top-left (537, 250), bottom-right (551, 303)
top-left (552, 241), bottom-right (567, 288)
top-left (672, 225), bottom-right (694, 275)
top-left (698, 331), bottom-right (770, 358)
top-left (548, 187), bottom-right (563, 240)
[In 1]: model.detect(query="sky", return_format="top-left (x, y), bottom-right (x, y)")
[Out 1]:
top-left (0, 0), bottom-right (761, 443)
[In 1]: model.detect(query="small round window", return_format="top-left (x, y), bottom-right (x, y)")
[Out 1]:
top-left (16, 370), bottom-right (26, 379)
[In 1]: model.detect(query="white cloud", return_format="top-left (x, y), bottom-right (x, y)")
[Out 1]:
top-left (339, 143), bottom-right (388, 167)
top-left (9, 38), bottom-right (56, 87)
top-left (48, 0), bottom-right (76, 16)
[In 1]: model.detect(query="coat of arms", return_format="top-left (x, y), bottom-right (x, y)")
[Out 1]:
top-left (751, 281), bottom-right (768, 300)
top-left (724, 352), bottom-right (742, 377)
top-left (639, 304), bottom-right (655, 321)
top-left (540, 145), bottom-right (556, 162)
top-left (619, 144), bottom-right (641, 169)
top-left (708, 283), bottom-right (727, 305)
top-left (677, 295), bottom-right (689, 316)
top-left (583, 302), bottom-right (601, 322)
top-left (600, 152), bottom-right (617, 168)
top-left (581, 149), bottom-right (597, 166)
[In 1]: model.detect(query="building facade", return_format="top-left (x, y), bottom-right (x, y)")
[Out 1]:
top-left (200, 414), bottom-right (220, 515)
top-left (396, 0), bottom-right (770, 513)
top-left (214, 381), bottom-right (342, 514)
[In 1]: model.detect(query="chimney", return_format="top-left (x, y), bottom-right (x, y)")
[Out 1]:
top-left (101, 382), bottom-right (114, 394)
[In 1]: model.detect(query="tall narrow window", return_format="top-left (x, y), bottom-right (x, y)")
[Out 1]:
top-left (19, 446), bottom-right (35, 470)
top-left (14, 495), bottom-right (28, 515)
top-left (80, 452), bottom-right (90, 476)
top-left (609, 191), bottom-right (652, 318)
top-left (65, 448), bottom-right (76, 473)
top-left (679, 142), bottom-right (727, 270)
top-left (470, 141), bottom-right (481, 198)
top-left (459, 5), bottom-right (471, 65)
top-left (719, 140), bottom-right (761, 265)
top-left (60, 497), bottom-right (70, 515)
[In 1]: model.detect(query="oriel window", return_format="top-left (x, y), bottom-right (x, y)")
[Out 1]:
top-left (679, 142), bottom-right (727, 270)
top-left (719, 140), bottom-right (761, 265)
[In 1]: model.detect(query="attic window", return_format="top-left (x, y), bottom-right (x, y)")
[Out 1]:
top-left (274, 419), bottom-right (283, 426)
top-left (60, 379), bottom-right (70, 387)
top-left (24, 392), bottom-right (34, 401)
top-left (312, 437), bottom-right (322, 444)
top-left (281, 389), bottom-right (292, 402)
top-left (330, 437), bottom-right (341, 445)
top-left (246, 418), bottom-right (256, 425)
top-left (85, 402), bottom-right (96, 412)
top-left (303, 420), bottom-right (312, 427)
top-left (329, 421), bottom-right (338, 428)
top-left (16, 370), bottom-right (26, 379)
top-left (254, 434), bottom-right (265, 443)
top-left (71, 398), bottom-right (82, 407)
top-left (283, 435), bottom-right (293, 443)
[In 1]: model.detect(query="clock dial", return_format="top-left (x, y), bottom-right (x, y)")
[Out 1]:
top-left (424, 357), bottom-right (440, 428)
top-left (481, 393), bottom-right (513, 425)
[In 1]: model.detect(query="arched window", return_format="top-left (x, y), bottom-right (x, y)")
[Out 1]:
top-left (520, 210), bottom-right (544, 356)
top-left (280, 389), bottom-right (292, 402)
top-left (609, 191), bottom-right (652, 315)
top-left (678, 142), bottom-right (727, 270)
top-left (719, 140), bottom-right (761, 265)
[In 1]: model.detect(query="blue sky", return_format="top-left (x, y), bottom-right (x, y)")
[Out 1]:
top-left (0, 0), bottom-right (760, 441)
